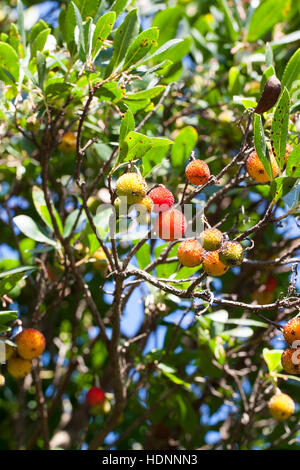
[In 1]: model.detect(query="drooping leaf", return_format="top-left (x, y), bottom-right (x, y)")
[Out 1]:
top-left (253, 113), bottom-right (272, 180)
top-left (286, 144), bottom-right (300, 177)
top-left (32, 186), bottom-right (63, 234)
top-left (247, 0), bottom-right (290, 42)
top-left (281, 48), bottom-right (300, 91)
top-left (123, 27), bottom-right (159, 70)
top-left (13, 215), bottom-right (59, 247)
top-left (119, 109), bottom-right (135, 147)
top-left (0, 42), bottom-right (19, 83)
top-left (107, 9), bottom-right (139, 73)
top-left (270, 87), bottom-right (290, 169)
top-left (91, 11), bottom-right (116, 60)
top-left (270, 176), bottom-right (298, 202)
top-left (30, 28), bottom-right (51, 59)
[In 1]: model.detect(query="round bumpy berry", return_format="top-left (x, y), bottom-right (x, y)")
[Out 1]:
top-left (268, 393), bottom-right (295, 420)
top-left (86, 386), bottom-right (105, 407)
top-left (200, 228), bottom-right (223, 251)
top-left (58, 131), bottom-right (76, 153)
top-left (7, 357), bottom-right (32, 378)
top-left (15, 328), bottom-right (46, 360)
top-left (154, 209), bottom-right (187, 241)
top-left (283, 318), bottom-right (300, 346)
top-left (116, 173), bottom-right (147, 205)
top-left (246, 150), bottom-right (279, 183)
top-left (281, 348), bottom-right (300, 375)
top-left (219, 241), bottom-right (244, 267)
top-left (177, 240), bottom-right (204, 267)
top-left (203, 251), bottom-right (229, 277)
top-left (140, 195), bottom-right (153, 213)
top-left (148, 187), bottom-right (174, 213)
top-left (185, 160), bottom-right (210, 186)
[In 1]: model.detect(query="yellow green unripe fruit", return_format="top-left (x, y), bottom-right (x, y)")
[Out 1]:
top-left (268, 393), bottom-right (295, 420)
top-left (115, 173), bottom-right (147, 205)
top-left (7, 357), bottom-right (32, 378)
top-left (15, 328), bottom-right (46, 360)
top-left (200, 228), bottom-right (223, 251)
top-left (58, 131), bottom-right (77, 153)
top-left (219, 241), bottom-right (244, 267)
top-left (0, 374), bottom-right (5, 387)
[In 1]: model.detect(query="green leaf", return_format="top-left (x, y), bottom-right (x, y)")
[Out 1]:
top-left (263, 348), bottom-right (283, 373)
top-left (141, 145), bottom-right (170, 176)
top-left (152, 6), bottom-right (182, 47)
top-left (91, 11), bottom-right (116, 60)
top-left (205, 310), bottom-right (228, 323)
top-left (110, 0), bottom-right (130, 17)
top-left (253, 113), bottom-right (272, 180)
top-left (72, 2), bottom-right (86, 60)
top-left (140, 38), bottom-right (183, 65)
top-left (286, 144), bottom-right (300, 177)
top-left (0, 272), bottom-right (27, 297)
top-left (13, 215), bottom-right (58, 247)
top-left (73, 0), bottom-right (101, 20)
top-left (107, 9), bottom-right (139, 73)
top-left (32, 186), bottom-right (63, 234)
top-left (119, 131), bottom-right (172, 164)
top-left (0, 266), bottom-right (36, 279)
top-left (217, 0), bottom-right (238, 42)
top-left (0, 42), bottom-right (19, 84)
top-left (95, 81), bottom-right (126, 103)
top-left (30, 19), bottom-right (48, 46)
top-left (152, 37), bottom-right (191, 66)
top-left (63, 209), bottom-right (86, 238)
top-left (119, 109), bottom-right (135, 147)
top-left (17, 0), bottom-right (26, 51)
top-left (270, 176), bottom-right (298, 202)
top-left (125, 86), bottom-right (165, 101)
top-left (30, 28), bottom-right (51, 59)
top-left (0, 311), bottom-right (18, 326)
top-left (221, 327), bottom-right (254, 338)
top-left (8, 24), bottom-right (21, 53)
top-left (124, 27), bottom-right (159, 70)
top-left (171, 126), bottom-right (198, 168)
top-left (247, 0), bottom-right (290, 42)
top-left (157, 363), bottom-right (190, 388)
top-left (265, 42), bottom-right (273, 67)
top-left (61, 2), bottom-right (77, 54)
top-left (281, 48), bottom-right (300, 91)
top-left (270, 87), bottom-right (290, 169)
top-left (36, 51), bottom-right (46, 89)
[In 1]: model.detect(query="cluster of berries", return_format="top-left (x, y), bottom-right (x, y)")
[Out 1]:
top-left (268, 318), bottom-right (300, 421)
top-left (177, 229), bottom-right (244, 276)
top-left (5, 328), bottom-right (46, 379)
top-left (115, 159), bottom-right (244, 276)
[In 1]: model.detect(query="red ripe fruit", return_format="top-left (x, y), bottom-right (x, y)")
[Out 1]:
top-left (148, 186), bottom-right (174, 213)
top-left (154, 208), bottom-right (187, 241)
top-left (86, 386), bottom-right (105, 407)
top-left (265, 275), bottom-right (278, 292)
top-left (185, 160), bottom-right (210, 185)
